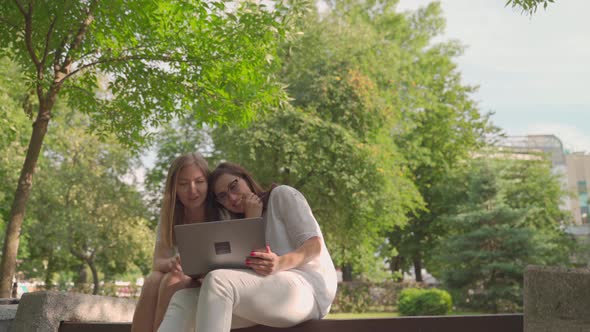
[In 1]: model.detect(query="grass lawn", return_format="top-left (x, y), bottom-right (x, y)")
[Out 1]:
top-left (326, 311), bottom-right (484, 319)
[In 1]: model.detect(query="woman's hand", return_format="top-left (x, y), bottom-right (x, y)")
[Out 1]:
top-left (167, 254), bottom-right (183, 273)
top-left (243, 193), bottom-right (263, 218)
top-left (246, 245), bottom-right (282, 276)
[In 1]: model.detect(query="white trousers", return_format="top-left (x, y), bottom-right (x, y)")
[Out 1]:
top-left (158, 269), bottom-right (319, 332)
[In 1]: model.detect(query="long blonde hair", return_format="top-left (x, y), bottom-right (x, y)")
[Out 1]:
top-left (160, 152), bottom-right (216, 248)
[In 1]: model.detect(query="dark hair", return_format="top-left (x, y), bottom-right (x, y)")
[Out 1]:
top-left (209, 162), bottom-right (276, 217)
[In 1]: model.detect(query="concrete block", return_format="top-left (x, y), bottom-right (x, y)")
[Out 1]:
top-left (524, 265), bottom-right (590, 332)
top-left (11, 291), bottom-right (136, 332)
top-left (0, 304), bottom-right (18, 332)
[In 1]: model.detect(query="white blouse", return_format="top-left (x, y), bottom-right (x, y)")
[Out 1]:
top-left (263, 185), bottom-right (337, 317)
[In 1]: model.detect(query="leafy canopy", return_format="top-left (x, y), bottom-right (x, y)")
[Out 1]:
top-left (0, 0), bottom-right (297, 148)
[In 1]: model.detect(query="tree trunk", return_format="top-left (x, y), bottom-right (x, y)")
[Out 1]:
top-left (87, 260), bottom-right (99, 295)
top-left (44, 251), bottom-right (55, 290)
top-left (76, 263), bottom-right (88, 286)
top-left (390, 255), bottom-right (404, 282)
top-left (413, 253), bottom-right (423, 282)
top-left (0, 104), bottom-right (52, 297)
top-left (342, 264), bottom-right (353, 282)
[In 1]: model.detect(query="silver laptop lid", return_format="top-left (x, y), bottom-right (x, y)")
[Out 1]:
top-left (174, 217), bottom-right (265, 278)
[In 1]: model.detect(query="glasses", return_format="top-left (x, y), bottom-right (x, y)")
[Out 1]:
top-left (216, 178), bottom-right (240, 204)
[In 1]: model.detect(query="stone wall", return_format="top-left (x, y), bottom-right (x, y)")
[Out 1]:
top-left (11, 291), bottom-right (136, 332)
top-left (524, 265), bottom-right (590, 332)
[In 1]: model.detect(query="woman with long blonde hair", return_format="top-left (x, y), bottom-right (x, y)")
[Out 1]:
top-left (132, 152), bottom-right (217, 332)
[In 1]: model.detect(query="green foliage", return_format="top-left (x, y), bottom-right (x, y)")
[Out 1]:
top-left (433, 159), bottom-right (572, 312)
top-left (211, 104), bottom-right (420, 275)
top-left (436, 207), bottom-right (532, 312)
top-left (397, 288), bottom-right (452, 316)
top-left (378, 1), bottom-right (496, 281)
top-left (21, 109), bottom-right (153, 292)
top-left (500, 157), bottom-right (570, 229)
top-left (147, 1), bottom-right (435, 278)
top-left (333, 282), bottom-right (374, 313)
top-left (506, 0), bottom-right (555, 14)
top-left (0, 58), bottom-right (31, 233)
top-left (331, 281), bottom-right (411, 313)
top-left (0, 0), bottom-right (297, 148)
top-left (0, 0), bottom-right (303, 294)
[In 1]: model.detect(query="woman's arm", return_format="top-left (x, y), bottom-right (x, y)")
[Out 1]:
top-left (247, 236), bottom-right (322, 276)
top-left (152, 240), bottom-right (182, 273)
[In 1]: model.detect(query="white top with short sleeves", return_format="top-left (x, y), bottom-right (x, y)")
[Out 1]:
top-left (263, 185), bottom-right (338, 317)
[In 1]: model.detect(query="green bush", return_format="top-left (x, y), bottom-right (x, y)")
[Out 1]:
top-left (332, 281), bottom-right (423, 313)
top-left (333, 282), bottom-right (373, 313)
top-left (397, 288), bottom-right (452, 316)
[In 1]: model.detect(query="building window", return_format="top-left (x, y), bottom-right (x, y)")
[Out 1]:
top-left (579, 192), bottom-right (589, 208)
top-left (581, 206), bottom-right (589, 224)
top-left (577, 181), bottom-right (587, 194)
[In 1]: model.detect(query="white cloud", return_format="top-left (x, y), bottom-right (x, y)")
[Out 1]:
top-left (397, 0), bottom-right (590, 107)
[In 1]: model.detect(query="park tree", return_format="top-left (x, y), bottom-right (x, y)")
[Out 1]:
top-left (377, 2), bottom-right (495, 281)
top-left (434, 158), bottom-right (572, 312)
top-left (0, 57), bottom-right (31, 239)
top-left (145, 1), bottom-right (430, 279)
top-left (209, 1), bottom-right (435, 279)
top-left (209, 106), bottom-right (420, 279)
top-left (23, 109), bottom-right (153, 294)
top-left (0, 0), bottom-right (298, 296)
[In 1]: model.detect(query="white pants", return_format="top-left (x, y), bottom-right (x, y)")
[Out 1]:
top-left (158, 269), bottom-right (319, 332)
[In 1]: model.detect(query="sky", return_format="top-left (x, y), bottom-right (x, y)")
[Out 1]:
top-left (396, 0), bottom-right (590, 153)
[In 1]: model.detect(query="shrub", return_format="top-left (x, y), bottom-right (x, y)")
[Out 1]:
top-left (397, 288), bottom-right (452, 316)
top-left (331, 281), bottom-right (424, 313)
top-left (332, 282), bottom-right (373, 313)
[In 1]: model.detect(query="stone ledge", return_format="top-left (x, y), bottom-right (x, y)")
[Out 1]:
top-left (59, 314), bottom-right (523, 332)
top-left (524, 265), bottom-right (590, 332)
top-left (11, 291), bottom-right (135, 332)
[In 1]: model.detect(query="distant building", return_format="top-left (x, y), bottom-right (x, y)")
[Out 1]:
top-left (493, 135), bottom-right (589, 266)
top-left (497, 135), bottom-right (566, 169)
top-left (495, 134), bottom-right (590, 226)
top-left (565, 153), bottom-right (590, 225)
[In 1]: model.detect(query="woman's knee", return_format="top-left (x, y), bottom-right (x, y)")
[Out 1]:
top-left (201, 270), bottom-right (234, 299)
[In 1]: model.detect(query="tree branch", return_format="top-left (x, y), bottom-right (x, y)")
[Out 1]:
top-left (62, 0), bottom-right (98, 71)
top-left (19, 0), bottom-right (40, 69)
top-left (40, 14), bottom-right (58, 73)
top-left (54, 33), bottom-right (70, 72)
top-left (61, 54), bottom-right (200, 82)
top-left (12, 0), bottom-right (26, 16)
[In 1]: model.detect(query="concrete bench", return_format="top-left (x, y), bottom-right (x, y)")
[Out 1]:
top-left (59, 315), bottom-right (523, 332)
top-left (8, 291), bottom-right (523, 332)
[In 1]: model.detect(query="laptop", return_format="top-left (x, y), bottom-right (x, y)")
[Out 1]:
top-left (174, 217), bottom-right (266, 278)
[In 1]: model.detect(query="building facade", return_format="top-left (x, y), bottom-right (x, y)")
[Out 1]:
top-left (565, 153), bottom-right (590, 225)
top-left (497, 135), bottom-right (590, 226)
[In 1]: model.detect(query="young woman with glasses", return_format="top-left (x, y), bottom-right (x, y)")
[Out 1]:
top-left (132, 152), bottom-right (218, 332)
top-left (158, 162), bottom-right (337, 332)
